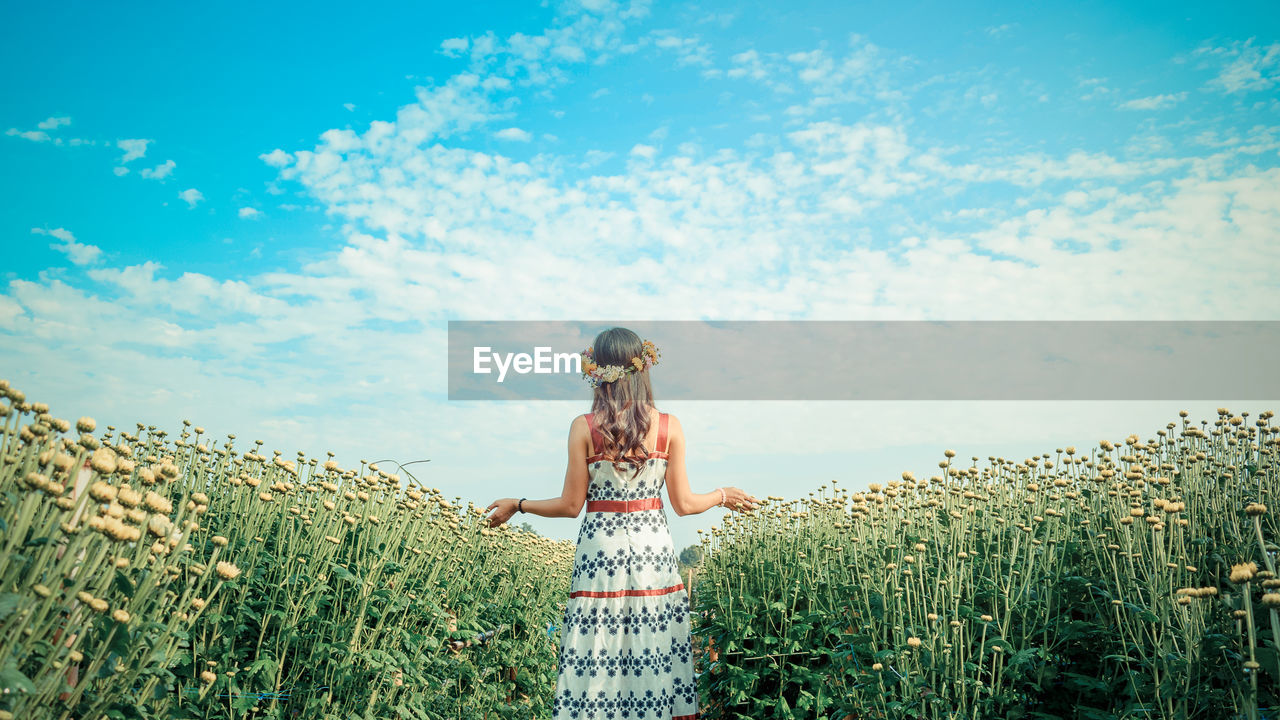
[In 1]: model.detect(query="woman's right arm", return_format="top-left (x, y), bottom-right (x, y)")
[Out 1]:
top-left (520, 415), bottom-right (590, 518)
top-left (664, 414), bottom-right (759, 516)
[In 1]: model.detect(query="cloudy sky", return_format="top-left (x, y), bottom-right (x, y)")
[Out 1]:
top-left (2, 0), bottom-right (1278, 551)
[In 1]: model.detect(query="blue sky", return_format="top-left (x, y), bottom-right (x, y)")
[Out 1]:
top-left (2, 0), bottom-right (1279, 550)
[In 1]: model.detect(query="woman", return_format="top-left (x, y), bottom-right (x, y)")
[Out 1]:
top-left (485, 327), bottom-right (759, 720)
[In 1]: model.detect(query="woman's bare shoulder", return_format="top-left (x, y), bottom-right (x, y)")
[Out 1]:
top-left (664, 412), bottom-right (684, 434)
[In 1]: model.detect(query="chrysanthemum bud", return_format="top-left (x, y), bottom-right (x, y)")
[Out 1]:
top-left (89, 481), bottom-right (117, 503)
top-left (1231, 562), bottom-right (1259, 584)
top-left (147, 515), bottom-right (173, 539)
top-left (90, 448), bottom-right (118, 475)
top-left (117, 485), bottom-right (141, 508)
top-left (143, 491), bottom-right (172, 514)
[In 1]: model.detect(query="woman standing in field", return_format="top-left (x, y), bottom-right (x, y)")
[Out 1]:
top-left (485, 327), bottom-right (759, 720)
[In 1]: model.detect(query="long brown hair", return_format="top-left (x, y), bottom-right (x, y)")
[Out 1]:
top-left (588, 327), bottom-right (655, 478)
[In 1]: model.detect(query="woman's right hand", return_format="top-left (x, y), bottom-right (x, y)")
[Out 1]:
top-left (720, 487), bottom-right (759, 512)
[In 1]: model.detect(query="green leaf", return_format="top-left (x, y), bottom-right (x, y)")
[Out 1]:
top-left (0, 666), bottom-right (36, 694)
top-left (0, 593), bottom-right (22, 620)
top-left (246, 656), bottom-right (277, 678)
top-left (330, 563), bottom-right (358, 583)
top-left (114, 570), bottom-right (137, 598)
top-left (107, 621), bottom-right (133, 657)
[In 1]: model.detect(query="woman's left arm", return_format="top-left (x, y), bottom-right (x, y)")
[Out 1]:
top-left (485, 415), bottom-right (590, 527)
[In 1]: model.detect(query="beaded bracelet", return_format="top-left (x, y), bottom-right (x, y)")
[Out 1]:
top-left (518, 497), bottom-right (526, 513)
top-left (718, 488), bottom-right (726, 507)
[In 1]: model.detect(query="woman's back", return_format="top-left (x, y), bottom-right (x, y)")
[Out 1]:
top-left (484, 328), bottom-right (753, 719)
top-left (554, 410), bottom-right (698, 720)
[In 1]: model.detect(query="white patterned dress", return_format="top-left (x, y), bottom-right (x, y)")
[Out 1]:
top-left (551, 411), bottom-right (699, 720)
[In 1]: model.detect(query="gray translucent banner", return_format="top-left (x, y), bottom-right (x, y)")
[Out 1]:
top-left (447, 321), bottom-right (1280, 401)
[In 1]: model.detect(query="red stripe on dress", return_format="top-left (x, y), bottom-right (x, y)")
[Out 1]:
top-left (672, 714), bottom-right (698, 720)
top-left (586, 451), bottom-right (669, 464)
top-left (568, 582), bottom-right (685, 599)
top-left (586, 497), bottom-right (663, 513)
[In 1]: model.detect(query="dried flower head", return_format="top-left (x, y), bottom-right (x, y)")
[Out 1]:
top-left (215, 561), bottom-right (241, 581)
top-left (90, 448), bottom-right (118, 475)
top-left (89, 481), bottom-right (117, 503)
top-left (1231, 562), bottom-right (1259, 584)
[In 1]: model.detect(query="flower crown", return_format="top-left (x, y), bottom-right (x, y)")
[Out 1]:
top-left (580, 340), bottom-right (661, 388)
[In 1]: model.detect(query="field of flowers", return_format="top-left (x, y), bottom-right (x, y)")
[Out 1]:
top-left (0, 380), bottom-right (574, 720)
top-left (5, 375), bottom-right (1279, 720)
top-left (692, 408), bottom-right (1280, 719)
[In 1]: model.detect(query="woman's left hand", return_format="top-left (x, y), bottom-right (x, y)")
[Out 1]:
top-left (485, 498), bottom-right (518, 528)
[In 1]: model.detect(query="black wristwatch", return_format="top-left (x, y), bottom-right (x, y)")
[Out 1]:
top-left (518, 498), bottom-right (527, 513)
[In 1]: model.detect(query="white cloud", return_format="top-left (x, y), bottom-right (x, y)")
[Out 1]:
top-left (37, 116), bottom-right (71, 130)
top-left (1119, 92), bottom-right (1188, 110)
top-left (723, 34), bottom-right (902, 110)
top-left (651, 31), bottom-right (712, 67)
top-left (493, 127), bottom-right (532, 142)
top-left (32, 227), bottom-right (74, 242)
top-left (984, 23), bottom-right (1017, 38)
top-left (5, 116), bottom-right (78, 144)
top-left (629, 143), bottom-right (656, 158)
top-left (32, 227), bottom-right (102, 265)
top-left (178, 188), bottom-right (204, 207)
top-left (112, 167), bottom-right (129, 177)
top-left (6, 128), bottom-right (51, 143)
top-left (117, 138), bottom-right (151, 164)
top-left (440, 37), bottom-right (468, 57)
top-left (1194, 38), bottom-right (1280, 94)
top-left (141, 159), bottom-right (176, 179)
top-left (238, 207), bottom-right (262, 219)
top-left (343, 103), bottom-right (356, 112)
top-left (259, 149), bottom-right (294, 167)
top-left (1077, 76), bottom-right (1112, 101)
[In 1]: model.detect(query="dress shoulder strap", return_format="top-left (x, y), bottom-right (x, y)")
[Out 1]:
top-left (656, 412), bottom-right (670, 455)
